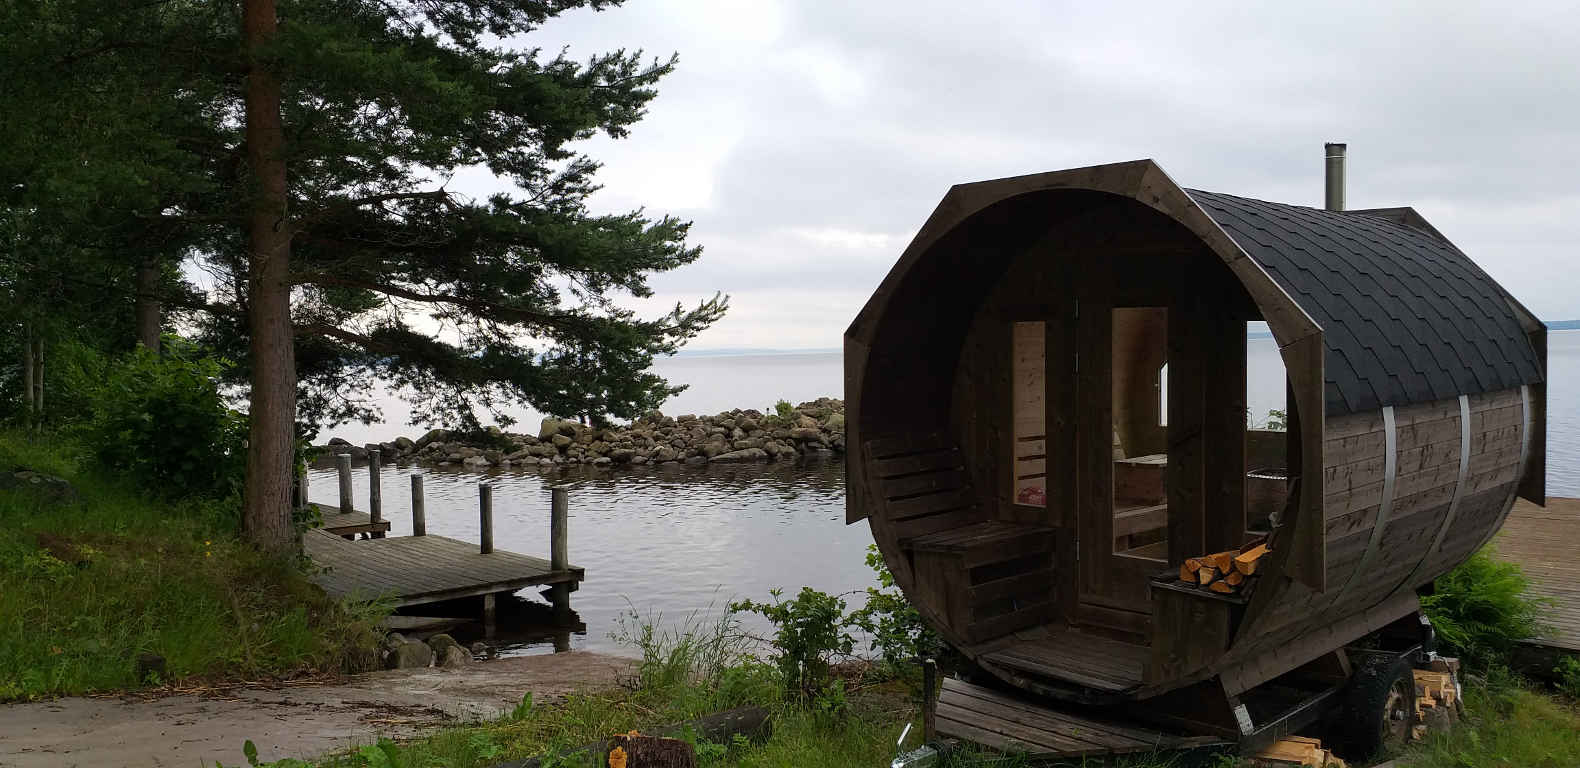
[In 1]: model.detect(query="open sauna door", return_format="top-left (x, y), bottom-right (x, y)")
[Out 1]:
top-left (1073, 306), bottom-right (1168, 631)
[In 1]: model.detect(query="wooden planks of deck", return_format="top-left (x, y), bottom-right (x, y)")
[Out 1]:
top-left (304, 529), bottom-right (583, 608)
top-left (1498, 498), bottom-right (1580, 651)
top-left (975, 624), bottom-right (1149, 692)
top-left (935, 678), bottom-right (1219, 757)
top-left (315, 507), bottom-right (392, 537)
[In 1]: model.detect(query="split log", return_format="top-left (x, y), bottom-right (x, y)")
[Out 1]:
top-left (1234, 543), bottom-right (1270, 575)
top-left (1197, 566), bottom-right (1219, 586)
top-left (1209, 550), bottom-right (1236, 573)
top-left (607, 734), bottom-right (695, 767)
top-left (1226, 571), bottom-right (1245, 586)
top-left (1209, 581), bottom-right (1234, 594)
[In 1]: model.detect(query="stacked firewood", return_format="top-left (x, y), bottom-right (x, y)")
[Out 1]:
top-left (1252, 735), bottom-right (1346, 767)
top-left (1411, 662), bottom-right (1461, 741)
top-left (1177, 541), bottom-right (1269, 595)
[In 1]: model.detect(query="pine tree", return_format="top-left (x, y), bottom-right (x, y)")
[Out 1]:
top-left (4, 0), bottom-right (726, 550)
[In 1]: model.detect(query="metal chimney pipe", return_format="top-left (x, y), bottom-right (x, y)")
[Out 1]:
top-left (1324, 142), bottom-right (1347, 211)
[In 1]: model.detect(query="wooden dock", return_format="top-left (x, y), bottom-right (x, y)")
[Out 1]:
top-left (1499, 498), bottom-right (1580, 652)
top-left (303, 449), bottom-right (582, 621)
top-left (305, 529), bottom-right (583, 608)
top-left (315, 507), bottom-right (392, 538)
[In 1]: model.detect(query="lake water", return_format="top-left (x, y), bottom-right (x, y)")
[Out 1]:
top-left (307, 331), bottom-right (1580, 655)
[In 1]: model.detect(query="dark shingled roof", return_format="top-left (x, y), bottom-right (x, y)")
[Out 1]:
top-left (1187, 189), bottom-right (1544, 416)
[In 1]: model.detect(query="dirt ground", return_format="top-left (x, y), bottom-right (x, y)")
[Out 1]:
top-left (0, 651), bottom-right (635, 768)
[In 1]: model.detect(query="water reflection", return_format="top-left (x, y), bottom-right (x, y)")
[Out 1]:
top-left (306, 456), bottom-right (871, 657)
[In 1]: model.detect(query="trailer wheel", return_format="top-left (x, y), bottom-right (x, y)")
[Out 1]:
top-left (1335, 654), bottom-right (1416, 761)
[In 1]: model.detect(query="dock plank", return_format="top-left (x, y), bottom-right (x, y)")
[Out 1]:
top-left (304, 530), bottom-right (583, 608)
top-left (1497, 498), bottom-right (1580, 652)
top-left (312, 506), bottom-right (392, 537)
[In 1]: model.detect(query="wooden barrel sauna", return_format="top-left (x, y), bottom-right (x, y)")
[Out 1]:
top-left (844, 160), bottom-right (1546, 703)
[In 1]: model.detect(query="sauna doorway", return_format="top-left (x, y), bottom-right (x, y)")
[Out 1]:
top-left (1073, 307), bottom-right (1172, 621)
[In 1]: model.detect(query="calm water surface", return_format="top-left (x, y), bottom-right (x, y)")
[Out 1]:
top-left (310, 331), bottom-right (1580, 655)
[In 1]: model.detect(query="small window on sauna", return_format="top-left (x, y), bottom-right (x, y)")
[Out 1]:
top-left (1012, 321), bottom-right (1046, 507)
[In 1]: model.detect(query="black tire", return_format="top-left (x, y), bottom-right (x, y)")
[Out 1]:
top-left (1334, 653), bottom-right (1417, 761)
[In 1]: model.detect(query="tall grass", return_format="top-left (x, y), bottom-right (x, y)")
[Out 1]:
top-left (0, 429), bottom-right (384, 700)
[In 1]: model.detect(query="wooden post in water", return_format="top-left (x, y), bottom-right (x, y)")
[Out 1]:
top-left (410, 475), bottom-right (425, 536)
top-left (336, 453), bottom-right (353, 516)
top-left (550, 485), bottom-right (570, 613)
top-left (479, 483), bottom-right (494, 554)
top-left (366, 447), bottom-right (383, 538)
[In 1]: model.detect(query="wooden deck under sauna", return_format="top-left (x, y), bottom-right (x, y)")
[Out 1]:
top-left (304, 529), bottom-right (583, 608)
top-left (1497, 498), bottom-right (1580, 652)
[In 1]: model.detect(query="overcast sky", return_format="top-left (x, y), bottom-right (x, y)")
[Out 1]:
top-left (463, 0), bottom-right (1580, 351)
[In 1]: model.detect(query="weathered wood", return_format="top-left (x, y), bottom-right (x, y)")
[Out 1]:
top-left (479, 483), bottom-right (494, 555)
top-left (366, 448), bottom-right (383, 538)
top-left (550, 485), bottom-right (570, 613)
top-left (1168, 287), bottom-right (1206, 568)
top-left (1147, 586), bottom-right (1232, 683)
top-left (1204, 301), bottom-right (1247, 552)
top-left (411, 475), bottom-right (426, 536)
top-left (336, 453), bottom-right (354, 516)
top-left (303, 529), bottom-right (583, 608)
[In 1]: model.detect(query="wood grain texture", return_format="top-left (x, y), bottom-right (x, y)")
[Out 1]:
top-left (304, 530), bottom-right (583, 607)
top-left (1494, 498), bottom-right (1580, 651)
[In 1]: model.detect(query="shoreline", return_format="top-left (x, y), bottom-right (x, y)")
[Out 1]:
top-left (312, 397), bottom-right (846, 470)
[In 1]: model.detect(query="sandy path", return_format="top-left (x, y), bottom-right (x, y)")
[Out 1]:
top-left (0, 652), bottom-right (635, 768)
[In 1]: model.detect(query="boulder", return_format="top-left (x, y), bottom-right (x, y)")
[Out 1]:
top-left (386, 639), bottom-right (434, 669)
top-left (738, 417), bottom-right (760, 432)
top-left (654, 446), bottom-right (679, 462)
top-left (413, 428), bottom-right (450, 449)
top-left (539, 418), bottom-right (579, 439)
top-left (439, 645), bottom-right (471, 668)
top-left (610, 448), bottom-right (637, 463)
top-left (394, 436), bottom-right (416, 452)
top-left (684, 455), bottom-right (707, 465)
top-left (823, 413), bottom-right (845, 432)
top-left (591, 456), bottom-right (613, 466)
top-left (426, 633), bottom-right (463, 657)
top-left (796, 414), bottom-right (819, 429)
top-left (712, 448), bottom-right (767, 462)
top-left (0, 470), bottom-right (79, 505)
top-left (700, 439), bottom-right (730, 458)
top-left (462, 455), bottom-right (490, 467)
top-left (328, 437), bottom-right (352, 446)
top-left (551, 434), bottom-right (573, 449)
top-left (789, 427), bottom-right (823, 441)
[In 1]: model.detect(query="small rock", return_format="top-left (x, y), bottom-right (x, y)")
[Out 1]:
top-left (684, 455), bottom-right (707, 465)
top-left (135, 652), bottom-right (166, 682)
top-left (426, 633), bottom-right (462, 656)
top-left (789, 427), bottom-right (823, 441)
top-left (551, 434), bottom-right (573, 449)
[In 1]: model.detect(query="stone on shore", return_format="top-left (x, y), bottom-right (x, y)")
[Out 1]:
top-left (712, 448), bottom-right (768, 462)
top-left (387, 639), bottom-right (434, 669)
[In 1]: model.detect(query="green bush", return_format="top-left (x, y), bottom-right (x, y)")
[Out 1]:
top-left (848, 543), bottom-right (944, 682)
top-left (69, 343), bottom-right (247, 500)
top-left (1556, 656), bottom-right (1580, 700)
top-left (731, 587), bottom-right (855, 704)
top-left (773, 399), bottom-right (795, 420)
top-left (1421, 545), bottom-right (1552, 669)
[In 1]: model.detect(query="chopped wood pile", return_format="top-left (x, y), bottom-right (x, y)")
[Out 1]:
top-left (1176, 541), bottom-right (1269, 595)
top-left (1252, 735), bottom-right (1346, 767)
top-left (1411, 660), bottom-right (1462, 741)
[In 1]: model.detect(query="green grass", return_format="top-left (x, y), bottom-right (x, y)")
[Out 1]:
top-left (0, 429), bottom-right (384, 700)
top-left (1394, 668), bottom-right (1580, 768)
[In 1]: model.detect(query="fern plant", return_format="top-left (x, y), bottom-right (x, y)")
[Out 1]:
top-left (1421, 545), bottom-right (1552, 668)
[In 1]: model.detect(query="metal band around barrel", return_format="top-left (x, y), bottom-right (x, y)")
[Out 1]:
top-left (1333, 406), bottom-right (1397, 601)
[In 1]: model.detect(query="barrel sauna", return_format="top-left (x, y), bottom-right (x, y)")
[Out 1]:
top-left (845, 160), bottom-right (1546, 710)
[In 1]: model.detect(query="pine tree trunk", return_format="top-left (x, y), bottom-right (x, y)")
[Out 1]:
top-left (135, 255), bottom-right (161, 353)
top-left (21, 323), bottom-right (34, 415)
top-left (241, 0), bottom-right (296, 553)
top-left (30, 336), bottom-right (43, 415)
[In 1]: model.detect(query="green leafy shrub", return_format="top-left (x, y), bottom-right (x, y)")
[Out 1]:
top-left (1422, 545), bottom-right (1552, 668)
top-left (731, 587), bottom-right (855, 704)
top-left (71, 343), bottom-right (247, 500)
top-left (1556, 655), bottom-right (1580, 700)
top-left (773, 399), bottom-right (795, 420)
top-left (848, 543), bottom-right (944, 682)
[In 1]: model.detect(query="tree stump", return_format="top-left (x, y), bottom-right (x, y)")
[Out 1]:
top-left (606, 734), bottom-right (695, 768)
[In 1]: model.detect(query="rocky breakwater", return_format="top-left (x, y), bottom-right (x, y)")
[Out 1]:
top-left (318, 397), bottom-right (846, 470)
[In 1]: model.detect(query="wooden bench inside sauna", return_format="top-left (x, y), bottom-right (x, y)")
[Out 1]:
top-left (845, 159), bottom-right (1547, 711)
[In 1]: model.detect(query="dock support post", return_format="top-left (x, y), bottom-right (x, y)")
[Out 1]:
top-left (336, 453), bottom-right (353, 516)
top-left (411, 475), bottom-right (425, 536)
top-left (483, 593), bottom-right (496, 638)
top-left (479, 483), bottom-right (494, 554)
top-left (922, 657), bottom-right (938, 743)
top-left (293, 468), bottom-right (309, 510)
top-left (550, 485), bottom-right (570, 613)
top-left (367, 448), bottom-right (384, 538)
